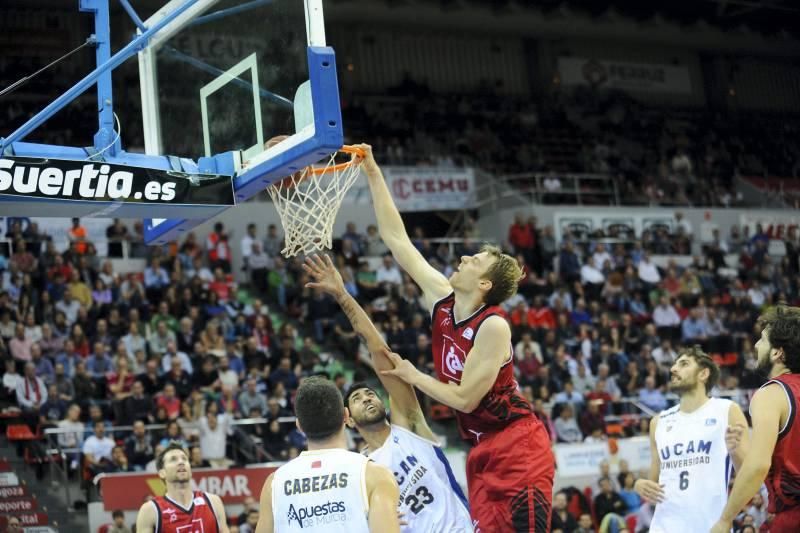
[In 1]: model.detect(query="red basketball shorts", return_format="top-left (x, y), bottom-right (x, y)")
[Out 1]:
top-left (466, 417), bottom-right (555, 532)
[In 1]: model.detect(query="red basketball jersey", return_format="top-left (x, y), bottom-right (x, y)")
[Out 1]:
top-left (762, 374), bottom-right (800, 515)
top-left (431, 292), bottom-right (534, 444)
top-left (151, 491), bottom-right (220, 533)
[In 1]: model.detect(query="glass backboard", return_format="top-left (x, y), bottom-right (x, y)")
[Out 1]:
top-left (141, 0), bottom-right (316, 165)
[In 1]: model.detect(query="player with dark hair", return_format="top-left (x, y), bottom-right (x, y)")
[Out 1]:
top-left (360, 145), bottom-right (554, 532)
top-left (255, 376), bottom-right (400, 533)
top-left (135, 441), bottom-right (229, 533)
top-left (634, 346), bottom-right (748, 532)
top-left (304, 254), bottom-right (473, 531)
top-left (712, 307), bottom-right (800, 533)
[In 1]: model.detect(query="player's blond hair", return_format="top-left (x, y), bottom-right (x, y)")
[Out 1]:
top-left (479, 244), bottom-right (524, 306)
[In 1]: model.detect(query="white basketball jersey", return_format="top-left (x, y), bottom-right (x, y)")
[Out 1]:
top-left (368, 425), bottom-right (473, 533)
top-left (650, 398), bottom-right (733, 533)
top-left (271, 449), bottom-right (370, 532)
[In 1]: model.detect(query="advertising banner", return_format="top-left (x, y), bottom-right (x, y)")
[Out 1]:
top-left (558, 57), bottom-right (692, 95)
top-left (97, 465), bottom-right (278, 510)
top-left (0, 157), bottom-right (234, 206)
top-left (384, 167), bottom-right (476, 211)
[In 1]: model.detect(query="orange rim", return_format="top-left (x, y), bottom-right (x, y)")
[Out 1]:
top-left (309, 145), bottom-right (366, 175)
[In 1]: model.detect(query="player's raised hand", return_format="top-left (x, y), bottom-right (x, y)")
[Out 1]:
top-left (303, 254), bottom-right (345, 296)
top-left (633, 478), bottom-right (665, 504)
top-left (353, 143), bottom-right (379, 178)
top-left (378, 348), bottom-right (418, 384)
top-left (725, 422), bottom-right (746, 453)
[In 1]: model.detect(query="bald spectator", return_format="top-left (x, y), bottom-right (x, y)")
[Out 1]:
top-left (17, 362), bottom-right (47, 428)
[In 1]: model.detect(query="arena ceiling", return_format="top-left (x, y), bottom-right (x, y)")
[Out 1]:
top-left (425, 0), bottom-right (800, 36)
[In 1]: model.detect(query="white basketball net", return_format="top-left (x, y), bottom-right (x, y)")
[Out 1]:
top-left (267, 149), bottom-right (364, 257)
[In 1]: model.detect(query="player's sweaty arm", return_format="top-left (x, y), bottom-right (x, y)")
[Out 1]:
top-left (717, 384), bottom-right (783, 523)
top-left (255, 473), bottom-right (276, 533)
top-left (383, 316), bottom-right (508, 413)
top-left (358, 144), bottom-right (451, 309)
top-left (303, 255), bottom-right (436, 441)
top-left (634, 414), bottom-right (665, 504)
top-left (366, 462), bottom-right (401, 533)
top-left (135, 501), bottom-right (156, 533)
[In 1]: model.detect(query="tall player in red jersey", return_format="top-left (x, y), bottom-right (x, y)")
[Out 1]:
top-left (712, 306), bottom-right (800, 533)
top-left (136, 442), bottom-right (229, 533)
top-left (360, 144), bottom-right (554, 532)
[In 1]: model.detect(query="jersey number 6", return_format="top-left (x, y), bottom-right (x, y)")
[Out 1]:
top-left (679, 470), bottom-right (690, 491)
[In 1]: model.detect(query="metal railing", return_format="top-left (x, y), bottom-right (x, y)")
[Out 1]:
top-left (43, 416), bottom-right (297, 507)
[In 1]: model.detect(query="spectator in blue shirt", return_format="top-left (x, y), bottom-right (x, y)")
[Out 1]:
top-left (570, 298), bottom-right (592, 326)
top-left (638, 376), bottom-right (667, 412)
top-left (681, 308), bottom-right (709, 344)
top-left (143, 257), bottom-right (170, 302)
top-left (86, 342), bottom-right (115, 379)
top-left (31, 343), bottom-right (54, 385)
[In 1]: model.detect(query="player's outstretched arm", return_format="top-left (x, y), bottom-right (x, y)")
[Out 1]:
top-left (726, 402), bottom-right (750, 471)
top-left (381, 316), bottom-right (508, 413)
top-left (711, 384), bottom-right (783, 533)
top-left (366, 462), bottom-right (401, 533)
top-left (135, 501), bottom-right (156, 533)
top-left (303, 255), bottom-right (436, 441)
top-left (634, 414), bottom-right (665, 504)
top-left (357, 144), bottom-right (451, 310)
top-left (255, 473), bottom-right (276, 533)
top-left (209, 493), bottom-right (230, 533)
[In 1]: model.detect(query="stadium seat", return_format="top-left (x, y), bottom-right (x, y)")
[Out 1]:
top-left (6, 424), bottom-right (36, 441)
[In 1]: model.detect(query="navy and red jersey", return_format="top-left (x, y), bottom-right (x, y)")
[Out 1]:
top-left (151, 491), bottom-right (220, 533)
top-left (761, 374), bottom-right (800, 515)
top-left (431, 293), bottom-right (534, 445)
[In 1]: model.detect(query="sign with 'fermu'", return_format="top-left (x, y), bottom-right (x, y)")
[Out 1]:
top-left (558, 57), bottom-right (692, 95)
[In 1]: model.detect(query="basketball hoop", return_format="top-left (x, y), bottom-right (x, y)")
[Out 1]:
top-left (267, 145), bottom-right (365, 257)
